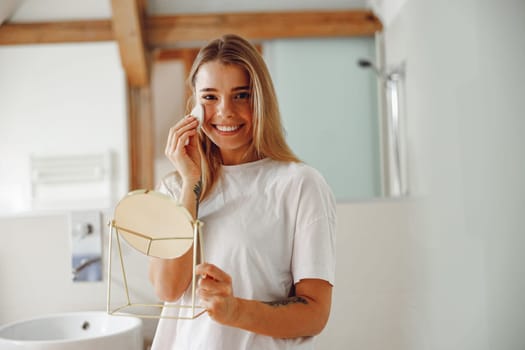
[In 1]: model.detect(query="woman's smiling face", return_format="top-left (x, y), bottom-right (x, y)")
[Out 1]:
top-left (195, 61), bottom-right (255, 165)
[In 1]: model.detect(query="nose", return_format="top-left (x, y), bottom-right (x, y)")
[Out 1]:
top-left (216, 97), bottom-right (233, 118)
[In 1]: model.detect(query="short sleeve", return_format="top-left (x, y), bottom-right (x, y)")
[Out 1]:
top-left (291, 167), bottom-right (337, 286)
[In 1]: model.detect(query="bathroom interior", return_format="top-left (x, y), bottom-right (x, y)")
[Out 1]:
top-left (1, 0), bottom-right (524, 349)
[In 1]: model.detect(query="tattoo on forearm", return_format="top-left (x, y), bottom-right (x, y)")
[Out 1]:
top-left (263, 296), bottom-right (308, 307)
top-left (193, 179), bottom-right (202, 218)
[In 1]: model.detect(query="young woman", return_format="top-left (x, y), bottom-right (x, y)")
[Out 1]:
top-left (150, 34), bottom-right (336, 350)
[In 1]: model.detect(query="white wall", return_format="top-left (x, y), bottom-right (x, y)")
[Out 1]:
top-left (381, 0), bottom-right (525, 349)
top-left (151, 61), bottom-right (186, 187)
top-left (9, 0), bottom-right (110, 21)
top-left (317, 198), bottom-right (421, 350)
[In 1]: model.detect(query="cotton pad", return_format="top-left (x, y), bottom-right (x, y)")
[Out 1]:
top-left (190, 104), bottom-right (204, 128)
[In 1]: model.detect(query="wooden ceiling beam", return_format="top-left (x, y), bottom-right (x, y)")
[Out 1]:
top-left (146, 10), bottom-right (382, 46)
top-left (0, 10), bottom-right (382, 47)
top-left (0, 20), bottom-right (113, 44)
top-left (110, 0), bottom-right (149, 86)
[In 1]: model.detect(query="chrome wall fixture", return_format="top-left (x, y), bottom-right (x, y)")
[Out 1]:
top-left (358, 58), bottom-right (408, 197)
top-left (70, 210), bottom-right (103, 282)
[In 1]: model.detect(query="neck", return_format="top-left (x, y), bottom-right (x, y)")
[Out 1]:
top-left (220, 148), bottom-right (261, 165)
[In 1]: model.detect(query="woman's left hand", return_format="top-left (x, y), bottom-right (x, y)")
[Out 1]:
top-left (196, 263), bottom-right (333, 338)
top-left (196, 263), bottom-right (239, 325)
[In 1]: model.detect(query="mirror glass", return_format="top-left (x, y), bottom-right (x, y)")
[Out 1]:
top-left (0, 42), bottom-right (129, 215)
top-left (152, 37), bottom-right (384, 202)
top-left (265, 37), bottom-right (382, 201)
top-left (0, 37), bottom-right (386, 213)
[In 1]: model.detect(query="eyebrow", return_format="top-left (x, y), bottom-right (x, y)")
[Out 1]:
top-left (198, 86), bottom-right (250, 92)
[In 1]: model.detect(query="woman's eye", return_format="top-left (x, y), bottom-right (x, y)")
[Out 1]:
top-left (201, 94), bottom-right (217, 101)
top-left (234, 92), bottom-right (251, 100)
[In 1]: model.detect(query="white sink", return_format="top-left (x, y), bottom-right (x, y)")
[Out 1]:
top-left (0, 311), bottom-right (143, 350)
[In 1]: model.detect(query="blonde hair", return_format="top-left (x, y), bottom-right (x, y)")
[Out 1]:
top-left (187, 34), bottom-right (300, 199)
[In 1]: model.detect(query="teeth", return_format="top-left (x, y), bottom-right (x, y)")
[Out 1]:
top-left (216, 125), bottom-right (240, 132)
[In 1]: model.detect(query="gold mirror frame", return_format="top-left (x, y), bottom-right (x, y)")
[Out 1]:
top-left (107, 189), bottom-right (206, 319)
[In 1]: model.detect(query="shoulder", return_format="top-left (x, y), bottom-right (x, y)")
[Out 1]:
top-left (267, 160), bottom-right (336, 215)
top-left (267, 160), bottom-right (330, 189)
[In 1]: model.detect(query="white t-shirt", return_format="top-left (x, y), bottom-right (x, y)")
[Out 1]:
top-left (151, 158), bottom-right (336, 350)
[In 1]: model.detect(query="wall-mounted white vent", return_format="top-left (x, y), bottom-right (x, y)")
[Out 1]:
top-left (30, 152), bottom-right (114, 210)
top-left (31, 154), bottom-right (108, 184)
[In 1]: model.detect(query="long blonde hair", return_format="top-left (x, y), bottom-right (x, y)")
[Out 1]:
top-left (188, 34), bottom-right (300, 199)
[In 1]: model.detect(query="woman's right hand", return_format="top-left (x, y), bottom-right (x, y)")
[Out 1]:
top-left (165, 115), bottom-right (201, 183)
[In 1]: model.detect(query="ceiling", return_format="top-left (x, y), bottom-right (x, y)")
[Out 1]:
top-left (0, 0), bottom-right (411, 29)
top-left (2, 0), bottom-right (372, 23)
top-left (0, 0), bottom-right (393, 88)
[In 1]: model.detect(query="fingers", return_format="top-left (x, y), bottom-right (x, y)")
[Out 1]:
top-left (164, 116), bottom-right (199, 157)
top-left (198, 276), bottom-right (232, 297)
top-left (164, 115), bottom-right (203, 182)
top-left (195, 264), bottom-right (237, 323)
top-left (196, 263), bottom-right (233, 301)
top-left (196, 263), bottom-right (232, 285)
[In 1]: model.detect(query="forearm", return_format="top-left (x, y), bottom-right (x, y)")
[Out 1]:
top-left (197, 264), bottom-right (333, 338)
top-left (179, 176), bottom-right (201, 219)
top-left (230, 293), bottom-right (331, 338)
top-left (149, 251), bottom-right (193, 301)
top-left (149, 177), bottom-right (201, 301)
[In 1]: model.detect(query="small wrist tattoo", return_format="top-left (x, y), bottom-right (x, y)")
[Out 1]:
top-left (193, 179), bottom-right (202, 217)
top-left (263, 296), bottom-right (308, 307)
